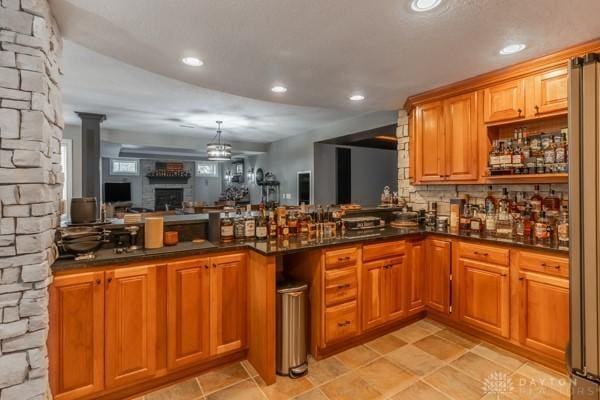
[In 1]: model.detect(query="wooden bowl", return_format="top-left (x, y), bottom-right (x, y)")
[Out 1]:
top-left (163, 231), bottom-right (179, 246)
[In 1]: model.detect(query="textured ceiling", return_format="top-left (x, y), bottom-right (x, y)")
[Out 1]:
top-left (61, 41), bottom-right (363, 143)
top-left (52, 0), bottom-right (600, 113)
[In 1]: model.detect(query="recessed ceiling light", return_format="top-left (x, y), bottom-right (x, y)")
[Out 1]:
top-left (499, 43), bottom-right (526, 55)
top-left (349, 94), bottom-right (365, 101)
top-left (410, 0), bottom-right (442, 12)
top-left (181, 57), bottom-right (204, 67)
top-left (271, 85), bottom-right (287, 93)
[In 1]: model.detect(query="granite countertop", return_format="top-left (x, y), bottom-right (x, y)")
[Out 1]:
top-left (52, 226), bottom-right (568, 272)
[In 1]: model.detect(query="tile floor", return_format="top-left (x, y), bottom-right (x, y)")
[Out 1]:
top-left (135, 319), bottom-right (570, 400)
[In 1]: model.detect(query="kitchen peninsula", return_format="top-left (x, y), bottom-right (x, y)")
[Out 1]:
top-left (50, 216), bottom-right (569, 399)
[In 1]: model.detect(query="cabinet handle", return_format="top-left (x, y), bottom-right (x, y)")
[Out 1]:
top-left (337, 283), bottom-right (351, 290)
top-left (204, 265), bottom-right (209, 269)
top-left (541, 263), bottom-right (560, 269)
top-left (95, 279), bottom-right (101, 285)
top-left (107, 277), bottom-right (112, 284)
top-left (474, 251), bottom-right (489, 257)
top-left (517, 108), bottom-right (522, 116)
top-left (501, 273), bottom-right (508, 277)
top-left (519, 277), bottom-right (524, 281)
top-left (534, 105), bottom-right (540, 114)
top-left (338, 256), bottom-right (351, 262)
top-left (213, 263), bottom-right (217, 268)
top-left (337, 320), bottom-right (351, 327)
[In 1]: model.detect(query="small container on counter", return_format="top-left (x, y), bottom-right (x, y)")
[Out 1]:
top-left (144, 217), bottom-right (164, 249)
top-left (436, 216), bottom-right (448, 231)
top-left (164, 231), bottom-right (179, 246)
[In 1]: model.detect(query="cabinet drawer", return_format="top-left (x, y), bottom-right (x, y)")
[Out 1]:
top-left (324, 301), bottom-right (358, 344)
top-left (458, 241), bottom-right (509, 266)
top-left (324, 247), bottom-right (358, 269)
top-left (518, 251), bottom-right (569, 278)
top-left (363, 241), bottom-right (405, 262)
top-left (324, 267), bottom-right (358, 306)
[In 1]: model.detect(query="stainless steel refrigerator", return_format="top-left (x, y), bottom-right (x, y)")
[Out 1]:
top-left (569, 53), bottom-right (600, 399)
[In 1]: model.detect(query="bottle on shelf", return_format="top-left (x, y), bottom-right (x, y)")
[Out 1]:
top-left (469, 205), bottom-right (484, 234)
top-left (220, 212), bottom-right (234, 243)
top-left (530, 185), bottom-right (543, 221)
top-left (277, 207), bottom-right (289, 237)
top-left (484, 208), bottom-right (497, 236)
top-left (523, 204), bottom-right (533, 239)
top-left (459, 202), bottom-right (472, 231)
top-left (288, 211), bottom-right (298, 235)
top-left (534, 211), bottom-right (551, 243)
top-left (556, 206), bottom-right (569, 248)
top-left (543, 189), bottom-right (561, 212)
top-left (484, 186), bottom-right (497, 215)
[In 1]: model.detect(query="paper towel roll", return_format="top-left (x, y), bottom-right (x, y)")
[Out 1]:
top-left (144, 217), bottom-right (164, 249)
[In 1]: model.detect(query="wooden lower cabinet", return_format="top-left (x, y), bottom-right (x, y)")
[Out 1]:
top-left (167, 258), bottom-right (211, 369)
top-left (457, 258), bottom-right (510, 338)
top-left (105, 265), bottom-right (158, 388)
top-left (425, 239), bottom-right (451, 314)
top-left (406, 240), bottom-right (425, 314)
top-left (361, 254), bottom-right (408, 331)
top-left (49, 271), bottom-right (105, 400)
top-left (210, 253), bottom-right (247, 355)
top-left (518, 270), bottom-right (569, 360)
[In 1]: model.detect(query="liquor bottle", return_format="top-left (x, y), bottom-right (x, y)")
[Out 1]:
top-left (267, 209), bottom-right (277, 238)
top-left (220, 212), bottom-right (234, 243)
top-left (244, 205), bottom-right (256, 239)
top-left (459, 203), bottom-right (472, 231)
top-left (498, 188), bottom-right (510, 210)
top-left (556, 206), bottom-right (569, 247)
top-left (522, 205), bottom-right (533, 239)
top-left (233, 208), bottom-right (245, 240)
top-left (516, 191), bottom-right (528, 212)
top-left (256, 209), bottom-right (267, 240)
top-left (495, 201), bottom-right (513, 238)
top-left (514, 211), bottom-right (525, 239)
top-left (288, 211), bottom-right (298, 235)
top-left (484, 186), bottom-right (497, 215)
top-left (534, 211), bottom-right (551, 243)
top-left (543, 189), bottom-right (560, 212)
top-left (469, 206), bottom-right (484, 233)
top-left (485, 209), bottom-right (497, 236)
top-left (298, 210), bottom-right (309, 235)
top-left (277, 207), bottom-right (289, 237)
top-left (489, 140), bottom-right (501, 174)
top-left (530, 185), bottom-right (543, 221)
top-left (510, 194), bottom-right (520, 219)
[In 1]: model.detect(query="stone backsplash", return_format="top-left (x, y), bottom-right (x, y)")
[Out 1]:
top-left (395, 111), bottom-right (569, 216)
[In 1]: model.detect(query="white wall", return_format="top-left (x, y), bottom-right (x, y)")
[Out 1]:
top-left (63, 124), bottom-right (82, 197)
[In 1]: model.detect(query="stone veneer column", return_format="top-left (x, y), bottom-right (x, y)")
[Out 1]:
top-left (0, 0), bottom-right (63, 399)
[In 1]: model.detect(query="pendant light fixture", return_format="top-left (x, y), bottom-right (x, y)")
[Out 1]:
top-left (206, 120), bottom-right (232, 161)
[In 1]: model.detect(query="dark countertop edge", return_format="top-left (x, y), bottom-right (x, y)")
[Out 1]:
top-left (51, 228), bottom-right (568, 272)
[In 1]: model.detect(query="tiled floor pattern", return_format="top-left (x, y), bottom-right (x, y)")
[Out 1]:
top-left (135, 319), bottom-right (570, 400)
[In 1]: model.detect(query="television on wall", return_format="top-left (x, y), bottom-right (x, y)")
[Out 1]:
top-left (104, 182), bottom-right (132, 203)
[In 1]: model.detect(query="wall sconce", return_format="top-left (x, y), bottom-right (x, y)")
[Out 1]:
top-left (225, 170), bottom-right (232, 184)
top-left (247, 167), bottom-right (255, 184)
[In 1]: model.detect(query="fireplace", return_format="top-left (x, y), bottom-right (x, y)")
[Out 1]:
top-left (155, 188), bottom-right (183, 211)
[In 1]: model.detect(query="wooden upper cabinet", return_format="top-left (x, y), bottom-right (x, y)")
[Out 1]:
top-left (361, 260), bottom-right (386, 330)
top-left (415, 101), bottom-right (445, 182)
top-left (425, 239), bottom-right (451, 314)
top-left (457, 258), bottom-right (510, 338)
top-left (443, 92), bottom-right (479, 181)
top-left (532, 67), bottom-right (568, 116)
top-left (407, 241), bottom-right (425, 314)
top-left (210, 253), bottom-right (247, 355)
top-left (49, 272), bottom-right (105, 400)
top-left (518, 270), bottom-right (569, 360)
top-left (105, 265), bottom-right (157, 388)
top-left (484, 79), bottom-right (525, 123)
top-left (167, 258), bottom-right (211, 370)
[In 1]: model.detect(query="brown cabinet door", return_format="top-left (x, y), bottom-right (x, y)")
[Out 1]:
top-left (385, 255), bottom-right (407, 321)
top-left (425, 239), bottom-right (451, 314)
top-left (532, 67), bottom-right (568, 116)
top-left (415, 101), bottom-right (445, 182)
top-left (518, 271), bottom-right (569, 360)
top-left (458, 259), bottom-right (510, 338)
top-left (105, 265), bottom-right (157, 388)
top-left (484, 79), bottom-right (525, 123)
top-left (444, 92), bottom-right (479, 181)
top-left (167, 258), bottom-right (211, 370)
top-left (210, 253), bottom-right (247, 355)
top-left (49, 272), bottom-right (105, 400)
top-left (361, 260), bottom-right (386, 330)
top-left (407, 241), bottom-right (425, 314)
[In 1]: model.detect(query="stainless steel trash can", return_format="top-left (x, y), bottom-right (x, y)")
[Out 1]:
top-left (276, 281), bottom-right (308, 378)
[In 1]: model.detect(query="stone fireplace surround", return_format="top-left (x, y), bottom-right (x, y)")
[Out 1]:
top-left (141, 159), bottom-right (194, 211)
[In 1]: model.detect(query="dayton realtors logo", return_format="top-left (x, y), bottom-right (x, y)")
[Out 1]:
top-left (482, 371), bottom-right (514, 396)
